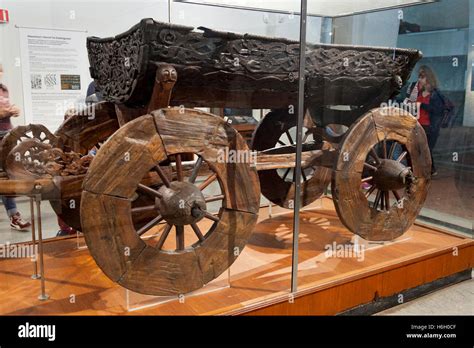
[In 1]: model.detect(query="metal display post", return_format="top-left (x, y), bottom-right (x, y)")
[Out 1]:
top-left (35, 194), bottom-right (49, 301)
top-left (29, 196), bottom-right (40, 279)
top-left (290, 0), bottom-right (308, 294)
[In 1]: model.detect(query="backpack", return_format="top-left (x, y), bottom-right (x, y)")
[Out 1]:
top-left (438, 92), bottom-right (455, 128)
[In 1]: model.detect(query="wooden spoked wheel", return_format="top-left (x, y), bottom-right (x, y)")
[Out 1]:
top-left (5, 139), bottom-right (53, 180)
top-left (0, 124), bottom-right (59, 171)
top-left (332, 107), bottom-right (431, 241)
top-left (81, 108), bottom-right (260, 296)
top-left (251, 109), bottom-right (331, 208)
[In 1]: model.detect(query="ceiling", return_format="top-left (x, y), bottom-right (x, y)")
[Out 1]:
top-left (175, 0), bottom-right (436, 18)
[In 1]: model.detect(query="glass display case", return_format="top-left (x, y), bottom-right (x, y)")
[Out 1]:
top-left (0, 0), bottom-right (471, 317)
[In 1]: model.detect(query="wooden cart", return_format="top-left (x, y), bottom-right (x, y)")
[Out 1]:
top-left (0, 19), bottom-right (430, 296)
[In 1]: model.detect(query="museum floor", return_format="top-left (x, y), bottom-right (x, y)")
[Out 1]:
top-left (0, 197), bottom-right (472, 316)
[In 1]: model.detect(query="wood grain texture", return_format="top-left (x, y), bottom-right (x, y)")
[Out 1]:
top-left (81, 108), bottom-right (259, 296)
top-left (153, 107), bottom-right (260, 214)
top-left (332, 107), bottom-right (431, 241)
top-left (82, 114), bottom-right (166, 199)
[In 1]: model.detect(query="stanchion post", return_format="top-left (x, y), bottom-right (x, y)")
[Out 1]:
top-left (29, 196), bottom-right (40, 279)
top-left (35, 194), bottom-right (49, 301)
top-left (291, 0), bottom-right (308, 294)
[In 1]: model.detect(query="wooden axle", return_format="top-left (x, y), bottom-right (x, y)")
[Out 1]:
top-left (255, 148), bottom-right (336, 171)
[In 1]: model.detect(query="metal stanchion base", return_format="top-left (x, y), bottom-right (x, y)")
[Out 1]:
top-left (38, 294), bottom-right (50, 301)
top-left (31, 274), bottom-right (41, 280)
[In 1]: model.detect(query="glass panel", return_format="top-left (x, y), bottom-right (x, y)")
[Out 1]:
top-left (175, 0), bottom-right (436, 18)
top-left (331, 0), bottom-right (473, 235)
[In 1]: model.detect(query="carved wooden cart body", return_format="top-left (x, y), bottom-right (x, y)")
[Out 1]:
top-left (0, 19), bottom-right (431, 296)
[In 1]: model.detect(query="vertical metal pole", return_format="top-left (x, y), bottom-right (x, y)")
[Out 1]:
top-left (291, 0), bottom-right (308, 294)
top-left (36, 194), bottom-right (49, 301)
top-left (168, 0), bottom-right (171, 23)
top-left (29, 197), bottom-right (39, 279)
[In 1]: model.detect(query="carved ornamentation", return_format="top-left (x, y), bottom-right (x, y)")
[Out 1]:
top-left (87, 19), bottom-right (421, 110)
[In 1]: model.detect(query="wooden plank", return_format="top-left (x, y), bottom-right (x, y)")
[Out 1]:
top-left (82, 115), bottom-right (167, 199)
top-left (81, 191), bottom-right (145, 282)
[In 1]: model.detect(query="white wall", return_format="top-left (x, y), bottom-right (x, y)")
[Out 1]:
top-left (0, 0), bottom-right (170, 126)
top-left (170, 2), bottom-right (322, 43)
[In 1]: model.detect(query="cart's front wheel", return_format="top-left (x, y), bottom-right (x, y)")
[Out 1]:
top-left (81, 108), bottom-right (260, 296)
top-left (332, 107), bottom-right (431, 241)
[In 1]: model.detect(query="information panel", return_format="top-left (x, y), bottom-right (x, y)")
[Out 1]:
top-left (19, 27), bottom-right (90, 131)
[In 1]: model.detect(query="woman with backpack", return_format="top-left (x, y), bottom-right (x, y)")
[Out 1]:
top-left (415, 65), bottom-right (445, 177)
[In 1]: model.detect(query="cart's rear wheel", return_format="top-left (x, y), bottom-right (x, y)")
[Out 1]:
top-left (251, 109), bottom-right (331, 208)
top-left (332, 107), bottom-right (431, 241)
top-left (81, 108), bottom-right (260, 296)
top-left (0, 124), bottom-right (59, 171)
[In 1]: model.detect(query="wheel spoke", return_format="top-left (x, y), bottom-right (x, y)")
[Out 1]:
top-left (277, 140), bottom-right (286, 146)
top-left (188, 156), bottom-right (203, 184)
top-left (384, 191), bottom-right (390, 210)
top-left (175, 154), bottom-right (184, 182)
top-left (301, 170), bottom-right (307, 182)
top-left (364, 162), bottom-right (378, 172)
top-left (175, 225), bottom-right (185, 250)
top-left (155, 224), bottom-right (172, 250)
top-left (388, 142), bottom-right (396, 160)
top-left (205, 194), bottom-right (225, 203)
top-left (199, 173), bottom-right (217, 191)
top-left (397, 151), bottom-right (408, 163)
top-left (285, 130), bottom-right (294, 145)
top-left (392, 190), bottom-right (401, 201)
top-left (373, 190), bottom-right (382, 210)
top-left (137, 183), bottom-right (162, 199)
top-left (382, 138), bottom-right (388, 159)
top-left (154, 165), bottom-right (171, 187)
top-left (282, 168), bottom-right (291, 181)
top-left (369, 148), bottom-right (381, 165)
top-left (365, 185), bottom-right (376, 197)
top-left (137, 215), bottom-right (163, 236)
top-left (380, 191), bottom-right (385, 210)
top-left (203, 211), bottom-right (220, 222)
top-left (191, 223), bottom-right (205, 242)
top-left (131, 204), bottom-right (156, 214)
top-left (361, 176), bottom-right (373, 183)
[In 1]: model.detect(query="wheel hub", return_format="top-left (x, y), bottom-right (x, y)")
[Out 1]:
top-left (156, 181), bottom-right (207, 226)
top-left (372, 159), bottom-right (414, 191)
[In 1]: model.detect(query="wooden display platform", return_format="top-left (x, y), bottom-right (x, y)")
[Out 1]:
top-left (0, 197), bottom-right (472, 315)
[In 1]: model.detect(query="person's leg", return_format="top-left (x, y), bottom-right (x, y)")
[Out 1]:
top-left (429, 130), bottom-right (440, 173)
top-left (1, 196), bottom-right (31, 230)
top-left (1, 195), bottom-right (17, 217)
top-left (422, 126), bottom-right (436, 174)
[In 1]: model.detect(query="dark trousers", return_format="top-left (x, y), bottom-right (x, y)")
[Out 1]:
top-left (422, 125), bottom-right (439, 172)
